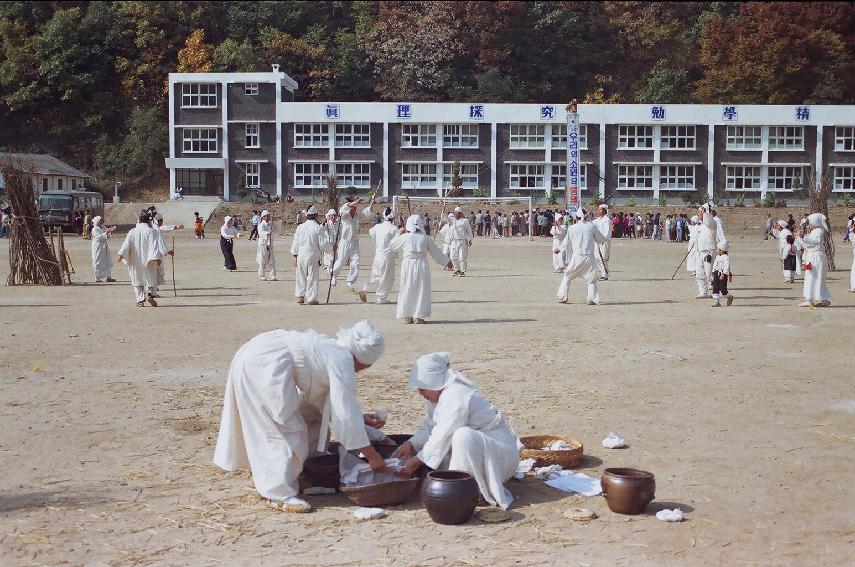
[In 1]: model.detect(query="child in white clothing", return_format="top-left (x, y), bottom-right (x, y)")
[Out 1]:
top-left (710, 241), bottom-right (733, 307)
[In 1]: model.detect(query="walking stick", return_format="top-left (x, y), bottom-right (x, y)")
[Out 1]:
top-left (671, 243), bottom-right (695, 280)
top-left (325, 218), bottom-right (342, 304)
top-left (171, 236), bottom-right (177, 297)
top-left (596, 246), bottom-right (609, 279)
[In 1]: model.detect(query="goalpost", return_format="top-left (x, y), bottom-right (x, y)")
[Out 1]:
top-left (391, 195), bottom-right (534, 241)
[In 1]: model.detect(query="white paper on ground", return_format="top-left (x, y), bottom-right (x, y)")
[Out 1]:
top-left (602, 432), bottom-right (627, 449)
top-left (544, 472), bottom-right (602, 496)
top-left (656, 508), bottom-right (684, 522)
top-left (517, 458), bottom-right (536, 474)
top-left (353, 507), bottom-right (386, 520)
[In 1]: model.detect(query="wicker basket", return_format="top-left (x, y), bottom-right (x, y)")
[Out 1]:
top-left (339, 477), bottom-right (420, 507)
top-left (520, 435), bottom-right (584, 468)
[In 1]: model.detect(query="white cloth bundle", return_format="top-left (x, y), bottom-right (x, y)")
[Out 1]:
top-left (339, 447), bottom-right (403, 486)
top-left (602, 432), bottom-right (627, 449)
top-left (544, 439), bottom-right (572, 451)
top-left (656, 508), bottom-right (684, 522)
top-left (534, 465), bottom-right (563, 480)
top-left (353, 507), bottom-right (386, 520)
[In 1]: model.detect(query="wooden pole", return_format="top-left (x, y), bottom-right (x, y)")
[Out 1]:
top-left (171, 235), bottom-right (177, 297)
top-left (671, 243), bottom-right (695, 280)
top-left (326, 218), bottom-right (342, 304)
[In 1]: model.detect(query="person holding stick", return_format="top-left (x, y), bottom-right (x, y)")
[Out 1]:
top-left (256, 210), bottom-right (277, 281)
top-left (117, 212), bottom-right (164, 307)
top-left (555, 208), bottom-right (606, 306)
top-left (593, 204), bottom-right (611, 280)
top-left (290, 205), bottom-right (331, 305)
top-left (150, 213), bottom-right (174, 298)
top-left (331, 196), bottom-right (375, 290)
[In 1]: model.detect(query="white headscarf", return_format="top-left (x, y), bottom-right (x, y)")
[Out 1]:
top-left (260, 209), bottom-right (271, 218)
top-left (717, 240), bottom-right (729, 252)
top-left (777, 219), bottom-right (788, 229)
top-left (407, 352), bottom-right (474, 391)
top-left (575, 208), bottom-right (587, 220)
top-left (92, 216), bottom-right (103, 226)
top-left (598, 204), bottom-right (608, 212)
top-left (223, 216), bottom-right (233, 227)
top-left (305, 206), bottom-right (317, 216)
top-left (690, 215), bottom-right (699, 224)
top-left (555, 214), bottom-right (563, 223)
top-left (405, 214), bottom-right (423, 233)
top-left (336, 320), bottom-right (385, 365)
top-left (326, 209), bottom-right (336, 218)
top-left (808, 212), bottom-right (828, 231)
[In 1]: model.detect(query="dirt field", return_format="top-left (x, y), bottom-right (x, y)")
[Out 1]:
top-left (0, 226), bottom-right (853, 566)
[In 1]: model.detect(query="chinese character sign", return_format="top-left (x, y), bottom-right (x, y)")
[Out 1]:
top-left (540, 105), bottom-right (555, 120)
top-left (469, 104), bottom-right (484, 120)
top-left (566, 112), bottom-right (580, 214)
top-left (795, 106), bottom-right (810, 121)
top-left (396, 104), bottom-right (411, 119)
top-left (722, 106), bottom-right (738, 121)
top-left (651, 105), bottom-right (666, 121)
top-left (325, 104), bottom-right (340, 119)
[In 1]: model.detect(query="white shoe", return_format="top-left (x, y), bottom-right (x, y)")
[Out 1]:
top-left (331, 276), bottom-right (337, 287)
top-left (259, 276), bottom-right (267, 280)
top-left (799, 300), bottom-right (813, 307)
top-left (376, 298), bottom-right (389, 304)
top-left (346, 282), bottom-right (354, 291)
top-left (696, 294), bottom-right (709, 299)
top-left (272, 497), bottom-right (312, 513)
top-left (557, 297), bottom-right (569, 304)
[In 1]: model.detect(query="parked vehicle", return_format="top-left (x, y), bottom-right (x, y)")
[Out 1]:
top-left (38, 190), bottom-right (104, 229)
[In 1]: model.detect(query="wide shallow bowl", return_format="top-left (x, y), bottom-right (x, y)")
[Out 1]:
top-left (601, 467), bottom-right (655, 515)
top-left (340, 477), bottom-right (420, 507)
top-left (519, 435), bottom-right (584, 468)
top-left (302, 454), bottom-right (340, 490)
top-left (421, 470), bottom-right (479, 525)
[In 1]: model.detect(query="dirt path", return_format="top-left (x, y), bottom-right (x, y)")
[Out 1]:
top-left (0, 229), bottom-right (853, 566)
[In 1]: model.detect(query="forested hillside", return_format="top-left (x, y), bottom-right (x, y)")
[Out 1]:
top-left (1, 1), bottom-right (853, 189)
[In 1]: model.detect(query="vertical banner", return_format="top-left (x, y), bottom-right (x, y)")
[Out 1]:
top-left (566, 109), bottom-right (580, 215)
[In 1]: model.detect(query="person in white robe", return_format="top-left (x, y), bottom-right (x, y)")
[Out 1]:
top-left (90, 216), bottom-right (116, 282)
top-left (686, 215), bottom-right (700, 273)
top-left (117, 212), bottom-right (164, 307)
top-left (448, 207), bottom-right (474, 277)
top-left (149, 214), bottom-right (174, 297)
top-left (332, 197), bottom-right (374, 289)
top-left (796, 213), bottom-right (832, 307)
top-left (323, 209), bottom-right (338, 272)
top-left (359, 207), bottom-right (398, 304)
top-left (290, 206), bottom-right (331, 305)
top-left (694, 203), bottom-right (721, 299)
top-left (213, 320), bottom-right (388, 512)
top-left (256, 210), bottom-right (277, 281)
top-left (388, 215), bottom-right (453, 324)
top-left (775, 219), bottom-right (796, 283)
top-left (555, 208), bottom-right (606, 305)
top-left (394, 352), bottom-right (519, 510)
top-left (438, 214), bottom-right (453, 269)
top-left (550, 214), bottom-right (568, 272)
top-left (593, 204), bottom-right (611, 280)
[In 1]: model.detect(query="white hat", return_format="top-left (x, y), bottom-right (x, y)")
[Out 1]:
top-left (717, 240), bottom-right (729, 252)
top-left (808, 212), bottom-right (828, 231)
top-left (260, 209), bottom-right (271, 218)
top-left (598, 203), bottom-right (608, 211)
top-left (92, 216), bottom-right (103, 226)
top-left (326, 209), bottom-right (336, 218)
top-left (407, 352), bottom-right (474, 391)
top-left (306, 205), bottom-right (318, 215)
top-left (575, 208), bottom-right (587, 220)
top-left (691, 215), bottom-right (699, 223)
top-left (777, 219), bottom-right (788, 228)
top-left (405, 214), bottom-right (423, 233)
top-left (454, 206), bottom-right (462, 213)
top-left (336, 320), bottom-right (385, 365)
top-left (154, 213), bottom-right (163, 221)
top-left (555, 214), bottom-right (563, 222)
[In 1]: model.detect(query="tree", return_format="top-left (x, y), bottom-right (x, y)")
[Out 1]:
top-left (212, 38), bottom-right (264, 72)
top-left (176, 28), bottom-right (213, 73)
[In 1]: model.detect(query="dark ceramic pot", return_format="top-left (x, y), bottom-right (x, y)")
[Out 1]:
top-left (601, 468), bottom-right (655, 515)
top-left (421, 470), bottom-right (479, 525)
top-left (303, 454), bottom-right (340, 489)
top-left (371, 433), bottom-right (413, 459)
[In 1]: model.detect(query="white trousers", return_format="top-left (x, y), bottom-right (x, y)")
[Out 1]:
top-left (295, 254), bottom-right (320, 302)
top-left (133, 285), bottom-right (146, 302)
top-left (258, 247), bottom-right (277, 279)
top-left (783, 269), bottom-right (794, 281)
top-left (556, 254), bottom-right (600, 302)
top-left (597, 240), bottom-right (610, 277)
top-left (695, 249), bottom-right (712, 296)
top-left (362, 254), bottom-right (395, 300)
top-left (332, 240), bottom-right (360, 285)
top-left (552, 238), bottom-right (566, 270)
top-left (449, 240), bottom-right (469, 272)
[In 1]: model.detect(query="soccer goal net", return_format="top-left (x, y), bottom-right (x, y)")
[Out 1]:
top-left (390, 195), bottom-right (534, 241)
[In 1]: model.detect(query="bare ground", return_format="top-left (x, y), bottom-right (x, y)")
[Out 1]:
top-left (0, 228), bottom-right (853, 566)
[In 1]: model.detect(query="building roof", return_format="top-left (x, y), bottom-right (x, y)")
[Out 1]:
top-left (0, 153), bottom-right (90, 179)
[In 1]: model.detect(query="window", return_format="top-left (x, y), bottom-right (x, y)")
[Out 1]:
top-left (335, 163), bottom-right (371, 188)
top-left (768, 126), bottom-right (803, 150)
top-left (767, 166), bottom-right (803, 191)
top-left (182, 128), bottom-right (218, 153)
top-left (181, 83), bottom-right (217, 108)
top-left (294, 124), bottom-right (328, 147)
top-left (617, 165), bottom-right (653, 189)
top-left (443, 125), bottom-right (479, 148)
top-left (725, 166), bottom-right (761, 191)
top-left (245, 123), bottom-right (260, 148)
top-left (660, 165), bottom-right (695, 190)
top-left (71, 179), bottom-right (77, 190)
top-left (244, 83), bottom-right (259, 96)
top-left (335, 124), bottom-right (371, 148)
top-left (726, 126), bottom-right (762, 149)
top-left (617, 125), bottom-right (653, 149)
top-left (401, 163), bottom-right (437, 188)
top-left (245, 163), bottom-right (260, 188)
top-left (402, 125), bottom-right (437, 148)
top-left (294, 163), bottom-right (329, 188)
top-left (58, 178), bottom-right (63, 191)
top-left (509, 164), bottom-right (545, 189)
top-left (509, 125), bottom-right (545, 149)
top-left (42, 178), bottom-right (48, 192)
top-left (660, 126), bottom-right (696, 149)
top-left (551, 124), bottom-right (588, 150)
top-left (833, 166), bottom-right (855, 192)
top-left (551, 164), bottom-right (587, 191)
top-left (442, 164), bottom-right (478, 188)
top-left (834, 126), bottom-right (855, 151)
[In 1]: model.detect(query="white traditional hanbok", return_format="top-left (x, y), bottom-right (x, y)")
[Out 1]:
top-left (150, 219), bottom-right (172, 295)
top-left (593, 208), bottom-right (612, 279)
top-left (332, 202), bottom-right (372, 287)
top-left (117, 221), bottom-right (163, 303)
top-left (290, 215), bottom-right (331, 304)
top-left (323, 210), bottom-right (338, 272)
top-left (556, 210), bottom-right (606, 304)
top-left (550, 219), bottom-right (568, 271)
top-left (686, 216), bottom-right (700, 273)
top-left (694, 204), bottom-right (721, 298)
top-left (361, 211), bottom-right (399, 303)
top-left (447, 211), bottom-right (473, 275)
top-left (849, 225), bottom-right (855, 292)
top-left (406, 353), bottom-right (519, 509)
top-left (388, 215), bottom-right (449, 321)
top-left (256, 212), bottom-right (277, 280)
top-left (797, 213), bottom-right (832, 306)
top-left (776, 221), bottom-right (796, 282)
top-left (213, 321), bottom-right (384, 503)
top-left (90, 217), bottom-right (113, 281)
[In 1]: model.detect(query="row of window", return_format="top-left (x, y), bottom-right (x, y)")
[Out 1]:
top-left (181, 83), bottom-right (260, 108)
top-left (616, 164), bottom-right (816, 191)
top-left (616, 165), bottom-right (697, 190)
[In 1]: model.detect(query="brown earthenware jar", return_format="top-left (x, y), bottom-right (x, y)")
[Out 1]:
top-left (421, 470), bottom-right (479, 525)
top-left (601, 467), bottom-right (655, 515)
top-left (303, 454), bottom-right (340, 489)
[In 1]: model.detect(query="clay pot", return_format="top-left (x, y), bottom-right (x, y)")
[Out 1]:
top-left (303, 454), bottom-right (340, 489)
top-left (601, 468), bottom-right (655, 515)
top-left (421, 470), bottom-right (479, 525)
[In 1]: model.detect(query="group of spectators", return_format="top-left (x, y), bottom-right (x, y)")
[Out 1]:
top-left (605, 212), bottom-right (693, 242)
